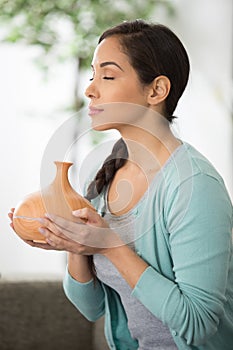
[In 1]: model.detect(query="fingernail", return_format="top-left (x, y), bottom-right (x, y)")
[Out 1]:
top-left (39, 228), bottom-right (45, 234)
top-left (72, 210), bottom-right (80, 216)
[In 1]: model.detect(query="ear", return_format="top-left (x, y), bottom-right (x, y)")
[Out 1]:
top-left (147, 75), bottom-right (171, 106)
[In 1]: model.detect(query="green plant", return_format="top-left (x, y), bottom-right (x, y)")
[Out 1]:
top-left (0, 0), bottom-right (175, 110)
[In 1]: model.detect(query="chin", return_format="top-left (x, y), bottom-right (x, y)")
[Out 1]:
top-left (91, 120), bottom-right (118, 132)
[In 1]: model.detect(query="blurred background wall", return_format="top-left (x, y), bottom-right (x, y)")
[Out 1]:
top-left (0, 0), bottom-right (232, 280)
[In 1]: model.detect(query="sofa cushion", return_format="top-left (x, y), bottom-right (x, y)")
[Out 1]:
top-left (0, 281), bottom-right (94, 350)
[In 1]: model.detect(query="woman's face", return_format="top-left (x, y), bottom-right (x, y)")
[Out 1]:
top-left (85, 36), bottom-right (150, 131)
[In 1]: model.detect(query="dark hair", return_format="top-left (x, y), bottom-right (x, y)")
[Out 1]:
top-left (86, 19), bottom-right (190, 202)
top-left (86, 138), bottom-right (128, 201)
top-left (99, 19), bottom-right (190, 122)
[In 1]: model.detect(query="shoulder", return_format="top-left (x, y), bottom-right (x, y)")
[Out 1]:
top-left (168, 142), bottom-right (224, 181)
top-left (160, 141), bottom-right (228, 196)
top-left (158, 142), bottom-right (232, 232)
top-left (150, 142), bottom-right (232, 225)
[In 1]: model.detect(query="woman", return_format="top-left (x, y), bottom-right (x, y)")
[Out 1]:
top-left (9, 20), bottom-right (233, 349)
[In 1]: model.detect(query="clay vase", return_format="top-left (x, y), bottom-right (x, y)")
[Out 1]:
top-left (13, 161), bottom-right (94, 242)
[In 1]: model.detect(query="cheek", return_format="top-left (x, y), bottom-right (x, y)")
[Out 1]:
top-left (119, 85), bottom-right (148, 104)
top-left (102, 81), bottom-right (145, 103)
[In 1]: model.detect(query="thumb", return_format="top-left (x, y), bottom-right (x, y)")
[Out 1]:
top-left (72, 207), bottom-right (98, 224)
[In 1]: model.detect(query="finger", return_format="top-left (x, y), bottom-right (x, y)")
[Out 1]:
top-left (8, 208), bottom-right (15, 221)
top-left (40, 218), bottom-right (63, 236)
top-left (43, 214), bottom-right (89, 245)
top-left (72, 208), bottom-right (102, 225)
top-left (23, 239), bottom-right (58, 250)
top-left (44, 238), bottom-right (58, 248)
top-left (67, 210), bottom-right (88, 224)
top-left (43, 213), bottom-right (112, 248)
top-left (72, 207), bottom-right (94, 219)
top-left (40, 217), bottom-right (72, 242)
top-left (45, 214), bottom-right (84, 234)
top-left (9, 221), bottom-right (16, 231)
top-left (38, 226), bottom-right (66, 250)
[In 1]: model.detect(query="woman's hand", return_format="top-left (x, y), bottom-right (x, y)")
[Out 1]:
top-left (8, 207), bottom-right (123, 254)
top-left (8, 208), bottom-right (15, 230)
top-left (8, 207), bottom-right (63, 251)
top-left (37, 208), bottom-right (123, 255)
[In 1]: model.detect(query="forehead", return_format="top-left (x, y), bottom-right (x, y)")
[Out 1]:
top-left (92, 36), bottom-right (128, 66)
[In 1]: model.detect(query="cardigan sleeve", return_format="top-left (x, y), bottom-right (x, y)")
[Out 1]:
top-left (63, 266), bottom-right (105, 322)
top-left (132, 173), bottom-right (232, 346)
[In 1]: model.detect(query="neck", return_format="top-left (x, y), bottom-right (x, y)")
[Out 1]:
top-left (119, 114), bottom-right (181, 173)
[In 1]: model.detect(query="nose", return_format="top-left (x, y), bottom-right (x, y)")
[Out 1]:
top-left (85, 80), bottom-right (99, 99)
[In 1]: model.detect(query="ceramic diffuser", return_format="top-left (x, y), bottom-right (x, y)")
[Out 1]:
top-left (13, 161), bottom-right (94, 242)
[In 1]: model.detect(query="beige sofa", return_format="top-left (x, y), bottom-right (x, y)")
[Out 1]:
top-left (0, 281), bottom-right (108, 350)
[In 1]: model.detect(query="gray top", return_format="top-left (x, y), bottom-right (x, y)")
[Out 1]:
top-left (94, 189), bottom-right (177, 350)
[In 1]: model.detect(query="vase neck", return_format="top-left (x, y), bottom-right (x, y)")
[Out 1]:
top-left (53, 161), bottom-right (73, 188)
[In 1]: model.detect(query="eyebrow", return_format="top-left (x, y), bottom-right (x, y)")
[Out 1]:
top-left (98, 61), bottom-right (124, 71)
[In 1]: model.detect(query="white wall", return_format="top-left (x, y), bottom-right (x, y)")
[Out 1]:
top-left (154, 0), bottom-right (233, 198)
top-left (0, 45), bottom-right (75, 280)
top-left (0, 0), bottom-right (232, 280)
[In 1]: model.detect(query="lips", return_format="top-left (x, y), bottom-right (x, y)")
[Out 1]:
top-left (88, 106), bottom-right (104, 116)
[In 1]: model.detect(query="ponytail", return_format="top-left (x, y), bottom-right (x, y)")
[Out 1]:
top-left (85, 138), bottom-right (128, 201)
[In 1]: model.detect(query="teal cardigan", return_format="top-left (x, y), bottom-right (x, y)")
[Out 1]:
top-left (63, 142), bottom-right (233, 349)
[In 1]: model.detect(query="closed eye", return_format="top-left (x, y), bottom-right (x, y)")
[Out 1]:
top-left (89, 76), bottom-right (114, 81)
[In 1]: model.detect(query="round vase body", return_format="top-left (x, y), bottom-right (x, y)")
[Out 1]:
top-left (13, 161), bottom-right (94, 242)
